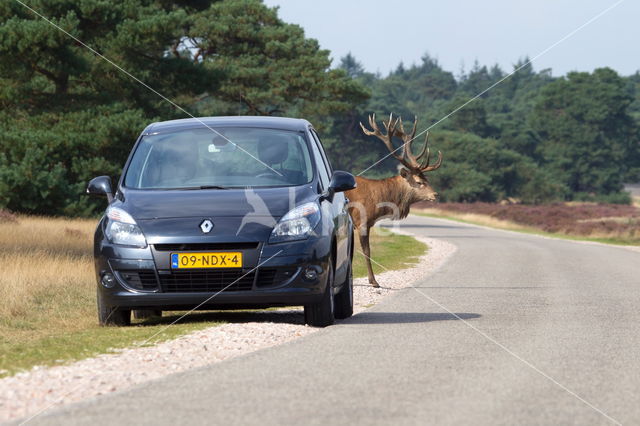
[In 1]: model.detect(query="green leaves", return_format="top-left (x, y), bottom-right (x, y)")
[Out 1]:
top-left (0, 105), bottom-right (149, 215)
top-left (426, 131), bottom-right (564, 203)
top-left (335, 52), bottom-right (639, 204)
top-left (0, 0), bottom-right (369, 215)
top-left (2, 1), bottom-right (637, 214)
top-left (191, 0), bottom-right (368, 116)
top-left (530, 68), bottom-right (639, 195)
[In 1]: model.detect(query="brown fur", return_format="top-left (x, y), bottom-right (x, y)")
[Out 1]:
top-left (346, 174), bottom-right (437, 287)
top-left (349, 113), bottom-right (442, 287)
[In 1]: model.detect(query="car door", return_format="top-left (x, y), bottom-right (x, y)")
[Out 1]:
top-left (309, 128), bottom-right (351, 285)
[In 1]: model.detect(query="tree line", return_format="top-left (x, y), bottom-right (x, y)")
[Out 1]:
top-left (0, 0), bottom-right (638, 216)
top-left (331, 55), bottom-right (640, 204)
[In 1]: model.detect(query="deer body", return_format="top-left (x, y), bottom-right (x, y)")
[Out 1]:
top-left (346, 114), bottom-right (442, 287)
top-left (348, 176), bottom-right (415, 227)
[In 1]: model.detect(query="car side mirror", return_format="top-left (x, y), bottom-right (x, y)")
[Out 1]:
top-left (328, 171), bottom-right (356, 194)
top-left (87, 176), bottom-right (114, 203)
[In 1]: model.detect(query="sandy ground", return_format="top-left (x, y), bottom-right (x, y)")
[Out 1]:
top-left (0, 232), bottom-right (456, 423)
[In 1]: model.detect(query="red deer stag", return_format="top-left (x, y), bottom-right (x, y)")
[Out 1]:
top-left (347, 113), bottom-right (442, 287)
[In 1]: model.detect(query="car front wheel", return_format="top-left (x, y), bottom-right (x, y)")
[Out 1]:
top-left (304, 259), bottom-right (335, 327)
top-left (334, 260), bottom-right (353, 320)
top-left (97, 288), bottom-right (131, 326)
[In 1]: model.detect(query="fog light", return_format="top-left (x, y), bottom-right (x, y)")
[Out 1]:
top-left (101, 273), bottom-right (115, 288)
top-left (303, 267), bottom-right (317, 281)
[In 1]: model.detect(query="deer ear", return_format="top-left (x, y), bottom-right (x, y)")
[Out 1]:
top-left (400, 168), bottom-right (410, 179)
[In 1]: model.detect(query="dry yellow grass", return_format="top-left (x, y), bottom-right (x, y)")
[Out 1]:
top-left (0, 216), bottom-right (97, 339)
top-left (576, 216), bottom-right (640, 224)
top-left (0, 215), bottom-right (96, 257)
top-left (416, 207), bottom-right (639, 245)
top-left (0, 214), bottom-right (427, 375)
top-left (0, 215), bottom-right (228, 375)
top-left (416, 208), bottom-right (527, 231)
top-left (0, 252), bottom-right (93, 319)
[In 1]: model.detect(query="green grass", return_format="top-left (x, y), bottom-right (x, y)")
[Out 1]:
top-left (353, 227), bottom-right (428, 277)
top-left (0, 313), bottom-right (224, 377)
top-left (415, 211), bottom-right (639, 246)
top-left (0, 215), bottom-right (231, 378)
top-left (0, 217), bottom-right (428, 377)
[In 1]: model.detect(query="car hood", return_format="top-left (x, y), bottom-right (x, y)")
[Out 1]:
top-left (118, 185), bottom-right (318, 220)
top-left (113, 185), bottom-right (319, 244)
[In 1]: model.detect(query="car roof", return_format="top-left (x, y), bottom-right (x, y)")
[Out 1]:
top-left (142, 116), bottom-right (312, 135)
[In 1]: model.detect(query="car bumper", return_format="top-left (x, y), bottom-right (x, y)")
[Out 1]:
top-left (95, 237), bottom-right (331, 310)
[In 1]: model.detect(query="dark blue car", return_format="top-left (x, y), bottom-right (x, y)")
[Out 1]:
top-left (87, 116), bottom-right (356, 327)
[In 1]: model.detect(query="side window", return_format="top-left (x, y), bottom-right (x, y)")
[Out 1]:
top-left (308, 130), bottom-right (330, 189)
top-left (311, 129), bottom-right (333, 175)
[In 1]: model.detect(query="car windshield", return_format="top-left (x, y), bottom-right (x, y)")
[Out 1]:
top-left (124, 127), bottom-right (314, 189)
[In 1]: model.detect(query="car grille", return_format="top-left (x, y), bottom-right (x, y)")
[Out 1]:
top-left (118, 270), bottom-right (159, 291)
top-left (116, 266), bottom-right (298, 293)
top-left (154, 242), bottom-right (259, 251)
top-left (159, 269), bottom-right (255, 292)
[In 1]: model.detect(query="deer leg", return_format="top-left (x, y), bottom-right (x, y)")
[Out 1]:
top-left (359, 229), bottom-right (379, 288)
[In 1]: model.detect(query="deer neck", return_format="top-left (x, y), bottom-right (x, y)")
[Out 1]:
top-left (388, 175), bottom-right (417, 219)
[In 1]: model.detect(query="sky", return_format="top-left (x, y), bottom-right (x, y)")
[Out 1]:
top-left (262, 0), bottom-right (639, 78)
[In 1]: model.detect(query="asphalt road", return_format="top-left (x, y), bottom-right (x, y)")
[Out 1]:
top-left (625, 183), bottom-right (640, 198)
top-left (29, 215), bottom-right (640, 425)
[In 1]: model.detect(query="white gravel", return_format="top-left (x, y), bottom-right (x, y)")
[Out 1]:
top-left (0, 230), bottom-right (456, 423)
top-left (352, 230), bottom-right (457, 313)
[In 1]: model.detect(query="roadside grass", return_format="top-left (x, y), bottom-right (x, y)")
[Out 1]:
top-left (1, 316), bottom-right (224, 378)
top-left (1, 213), bottom-right (427, 377)
top-left (0, 215), bottom-right (223, 377)
top-left (414, 204), bottom-right (640, 246)
top-left (353, 227), bottom-right (427, 277)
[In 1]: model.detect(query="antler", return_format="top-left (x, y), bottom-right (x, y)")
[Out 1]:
top-left (360, 113), bottom-right (442, 172)
top-left (414, 132), bottom-right (443, 172)
top-left (359, 113), bottom-right (405, 164)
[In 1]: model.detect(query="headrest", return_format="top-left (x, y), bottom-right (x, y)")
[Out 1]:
top-left (162, 141), bottom-right (197, 165)
top-left (258, 134), bottom-right (289, 165)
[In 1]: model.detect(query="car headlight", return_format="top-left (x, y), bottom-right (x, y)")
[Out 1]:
top-left (269, 202), bottom-right (321, 243)
top-left (104, 206), bottom-right (147, 248)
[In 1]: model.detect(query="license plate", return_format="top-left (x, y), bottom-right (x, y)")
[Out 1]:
top-left (171, 252), bottom-right (243, 269)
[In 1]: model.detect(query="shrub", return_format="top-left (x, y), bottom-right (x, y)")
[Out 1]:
top-left (0, 209), bottom-right (18, 224)
top-left (573, 191), bottom-right (632, 205)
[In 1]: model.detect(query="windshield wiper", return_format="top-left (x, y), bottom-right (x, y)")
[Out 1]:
top-left (174, 185), bottom-right (228, 190)
top-left (199, 185), bottom-right (228, 190)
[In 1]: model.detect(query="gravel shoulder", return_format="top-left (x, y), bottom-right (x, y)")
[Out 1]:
top-left (1, 230), bottom-right (456, 423)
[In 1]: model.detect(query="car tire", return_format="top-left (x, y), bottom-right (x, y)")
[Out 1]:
top-left (97, 288), bottom-right (131, 326)
top-left (133, 309), bottom-right (162, 320)
top-left (334, 260), bottom-right (353, 320)
top-left (304, 259), bottom-right (335, 327)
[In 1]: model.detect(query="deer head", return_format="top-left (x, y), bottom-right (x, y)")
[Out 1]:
top-left (360, 113), bottom-right (443, 202)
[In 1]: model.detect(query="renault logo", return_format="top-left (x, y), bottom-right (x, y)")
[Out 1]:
top-left (200, 219), bottom-right (214, 233)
